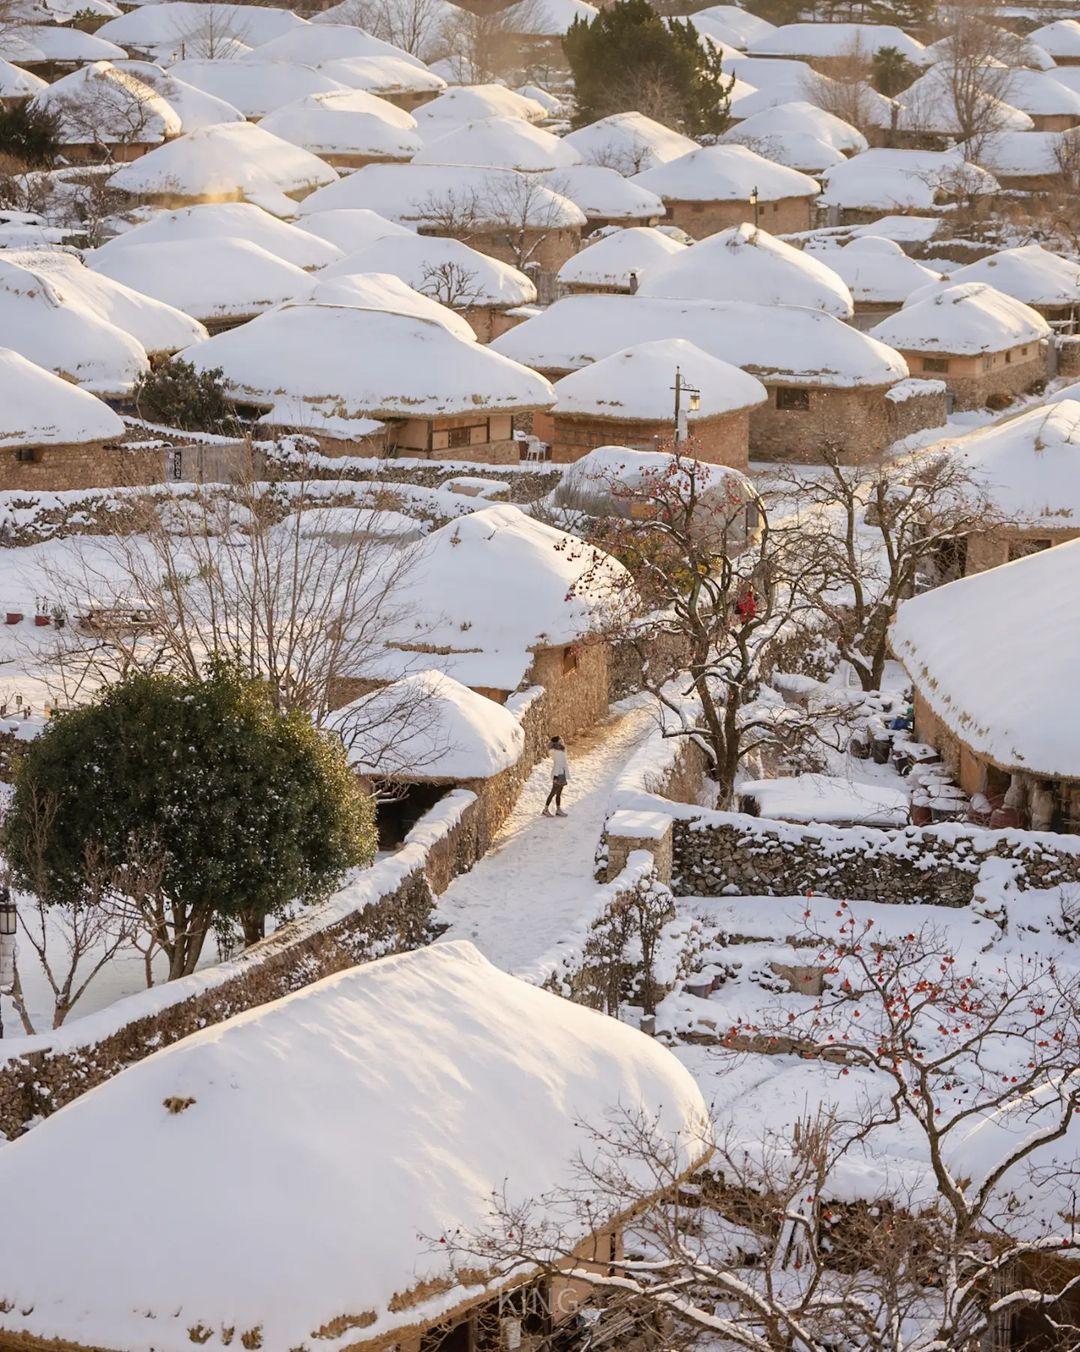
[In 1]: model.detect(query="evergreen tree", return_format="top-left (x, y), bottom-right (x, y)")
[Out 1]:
top-left (3, 665), bottom-right (376, 976)
top-left (0, 102), bottom-right (61, 169)
top-left (564, 0), bottom-right (733, 138)
top-left (132, 359), bottom-right (242, 434)
top-left (871, 44), bottom-right (919, 97)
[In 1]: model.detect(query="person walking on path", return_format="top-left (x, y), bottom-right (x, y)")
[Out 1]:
top-left (542, 735), bottom-right (570, 818)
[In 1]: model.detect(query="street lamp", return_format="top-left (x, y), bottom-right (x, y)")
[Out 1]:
top-left (749, 185), bottom-right (760, 230)
top-left (0, 888), bottom-right (15, 1037)
top-left (671, 367), bottom-right (701, 446)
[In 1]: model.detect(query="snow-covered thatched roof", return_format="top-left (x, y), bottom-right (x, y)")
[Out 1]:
top-left (967, 129), bottom-right (1066, 179)
top-left (91, 237), bottom-right (311, 323)
top-left (31, 61), bottom-right (181, 144)
top-left (819, 147), bottom-right (998, 211)
top-left (180, 304), bottom-right (553, 420)
top-left (415, 115), bottom-right (583, 172)
top-left (0, 942), bottom-right (709, 1352)
top-left (112, 60), bottom-right (245, 131)
top-left (328, 669), bottom-right (525, 780)
top-left (748, 20), bottom-right (928, 62)
top-left (167, 58), bottom-right (348, 119)
top-left (109, 121), bottom-right (339, 216)
top-left (95, 201), bottom-right (344, 271)
top-left (321, 232), bottom-right (536, 308)
top-left (558, 225), bottom-right (686, 291)
top-left (415, 83), bottom-right (547, 127)
top-left (316, 53), bottom-right (445, 98)
top-left (561, 112), bottom-right (697, 174)
top-left (891, 536), bottom-right (1080, 779)
top-left (0, 22), bottom-right (124, 64)
top-left (1029, 18), bottom-right (1080, 61)
top-left (724, 125), bottom-right (844, 173)
top-left (554, 164), bottom-right (666, 222)
top-left (911, 243), bottom-right (1080, 309)
top-left (260, 88), bottom-right (420, 161)
top-left (631, 143), bottom-right (819, 203)
top-left (637, 223), bottom-right (853, 319)
top-left (0, 56), bottom-right (46, 97)
top-left (0, 347), bottom-right (124, 449)
top-left (1002, 68), bottom-right (1080, 118)
top-left (870, 282), bottom-right (1050, 354)
top-left (693, 4), bottom-right (776, 49)
top-left (492, 293), bottom-right (908, 387)
top-left (305, 270), bottom-right (477, 340)
top-left (96, 1), bottom-right (306, 63)
top-left (245, 20), bottom-right (428, 70)
top-left (296, 206), bottom-right (413, 254)
top-left (896, 64), bottom-right (1033, 136)
top-left (722, 99), bottom-right (867, 155)
top-left (809, 236), bottom-right (941, 306)
top-left (552, 337), bottom-right (767, 421)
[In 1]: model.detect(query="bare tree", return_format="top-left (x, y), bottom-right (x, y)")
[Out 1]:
top-left (435, 0), bottom-right (551, 85)
top-left (47, 68), bottom-right (163, 165)
top-left (418, 171), bottom-right (570, 273)
top-left (170, 4), bottom-right (255, 60)
top-left (570, 445), bottom-right (848, 806)
top-left (802, 40), bottom-right (896, 141)
top-left (441, 916), bottom-right (1080, 1351)
top-left (320, 0), bottom-right (449, 60)
top-left (419, 258), bottom-right (483, 308)
top-left (774, 445), bottom-right (1015, 692)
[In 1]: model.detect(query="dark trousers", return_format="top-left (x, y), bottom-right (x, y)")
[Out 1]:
top-left (545, 775), bottom-right (566, 810)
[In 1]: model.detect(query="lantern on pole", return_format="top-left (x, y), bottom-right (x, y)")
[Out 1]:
top-left (0, 888), bottom-right (16, 996)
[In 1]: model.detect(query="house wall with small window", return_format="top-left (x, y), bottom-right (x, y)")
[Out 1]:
top-left (389, 412), bottom-right (519, 464)
top-left (527, 638), bottom-right (611, 739)
top-left (0, 441), bottom-right (164, 491)
top-left (748, 383), bottom-right (896, 462)
top-left (963, 526), bottom-right (1079, 575)
top-left (657, 193), bottom-right (814, 240)
top-left (541, 408), bottom-right (752, 469)
top-left (898, 341), bottom-right (1048, 410)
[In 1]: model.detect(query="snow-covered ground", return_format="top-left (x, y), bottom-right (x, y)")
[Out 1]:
top-left (436, 699), bottom-right (655, 972)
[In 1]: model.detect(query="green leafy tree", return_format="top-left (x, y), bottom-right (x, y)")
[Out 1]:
top-left (132, 358), bottom-right (242, 434)
top-left (871, 43), bottom-right (919, 97)
top-left (3, 666), bottom-right (376, 978)
top-left (564, 0), bottom-right (733, 139)
top-left (0, 101), bottom-right (61, 169)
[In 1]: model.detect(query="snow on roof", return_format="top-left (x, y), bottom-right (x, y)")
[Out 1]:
top-left (739, 773), bottom-right (909, 827)
top-left (296, 206), bottom-right (413, 253)
top-left (891, 536), bottom-right (1080, 778)
top-left (553, 164), bottom-right (665, 221)
top-left (112, 60), bottom-right (246, 130)
top-left (725, 125), bottom-right (844, 172)
top-left (91, 237), bottom-right (311, 323)
top-left (812, 235), bottom-right (942, 305)
top-left (322, 232), bottom-right (536, 307)
top-left (245, 21), bottom-right (428, 70)
top-left (181, 304), bottom-right (554, 419)
top-left (870, 281), bottom-right (1051, 354)
top-left (930, 397), bottom-right (1080, 528)
top-left (750, 21), bottom-right (929, 61)
top-left (896, 64), bottom-right (1034, 135)
top-left (316, 54), bottom-right (445, 96)
top-left (0, 56), bottom-right (46, 97)
top-left (0, 22), bottom-right (124, 63)
top-left (723, 99), bottom-right (867, 155)
top-left (515, 83), bottom-right (562, 116)
top-left (492, 294), bottom-right (908, 387)
top-left (95, 201), bottom-right (343, 271)
top-left (557, 225), bottom-right (686, 290)
top-left (849, 214), bottom-right (942, 243)
top-left (167, 58), bottom-right (348, 118)
top-left (389, 504), bottom-right (631, 668)
top-left (415, 83), bottom-right (547, 126)
top-left (631, 143), bottom-right (820, 203)
top-left (1000, 68), bottom-right (1080, 117)
top-left (909, 243), bottom-right (1080, 309)
top-left (109, 121), bottom-right (339, 215)
top-left (500, 0), bottom-right (598, 35)
top-left (819, 147), bottom-right (998, 210)
top-left (1, 248), bottom-right (206, 358)
top-left (638, 223), bottom-right (853, 319)
top-left (260, 88), bottom-right (421, 160)
top-left (966, 129), bottom-right (1065, 178)
top-left (31, 61), bottom-right (181, 144)
top-left (724, 54), bottom-right (814, 88)
top-left (415, 115), bottom-right (583, 171)
top-left (297, 161), bottom-right (586, 229)
top-left (556, 443), bottom-right (752, 509)
top-left (0, 346), bottom-right (124, 449)
top-left (328, 669), bottom-right (525, 779)
top-left (552, 337), bottom-right (767, 421)
top-left (97, 2), bottom-right (306, 62)
top-left (561, 112), bottom-right (697, 174)
top-left (0, 941), bottom-right (708, 1352)
top-left (305, 270), bottom-right (477, 340)
top-left (0, 256), bottom-right (149, 395)
top-left (694, 4), bottom-right (777, 48)
top-left (1029, 18), bottom-right (1080, 59)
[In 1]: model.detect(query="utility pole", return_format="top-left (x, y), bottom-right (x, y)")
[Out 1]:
top-left (671, 367), bottom-right (701, 446)
top-left (750, 185), bottom-right (760, 229)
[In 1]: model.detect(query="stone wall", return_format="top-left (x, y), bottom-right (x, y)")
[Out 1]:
top-left (668, 810), bottom-right (1080, 904)
top-left (0, 443), bottom-right (166, 492)
top-left (750, 385), bottom-right (894, 463)
top-left (528, 639), bottom-right (611, 740)
top-left (664, 195), bottom-right (814, 239)
top-left (964, 525), bottom-right (1080, 574)
top-left (1058, 336), bottom-right (1080, 378)
top-left (546, 409), bottom-right (751, 470)
top-left (0, 689), bottom-right (553, 1138)
top-left (886, 378), bottom-right (949, 441)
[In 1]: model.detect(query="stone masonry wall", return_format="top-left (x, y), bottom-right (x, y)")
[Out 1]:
top-left (670, 811), bottom-right (1080, 904)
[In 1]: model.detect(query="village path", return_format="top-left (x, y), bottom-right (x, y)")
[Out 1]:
top-left (435, 701), bottom-right (655, 975)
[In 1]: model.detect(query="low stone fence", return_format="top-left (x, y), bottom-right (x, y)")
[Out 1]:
top-left (668, 810), bottom-right (1080, 905)
top-left (0, 688), bottom-right (553, 1138)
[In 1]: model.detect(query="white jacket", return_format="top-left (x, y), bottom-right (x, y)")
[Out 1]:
top-left (551, 747), bottom-right (569, 781)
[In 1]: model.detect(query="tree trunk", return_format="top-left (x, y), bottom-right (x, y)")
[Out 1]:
top-left (240, 907), bottom-right (266, 948)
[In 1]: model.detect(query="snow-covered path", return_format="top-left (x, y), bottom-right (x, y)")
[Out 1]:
top-left (435, 702), bottom-right (655, 973)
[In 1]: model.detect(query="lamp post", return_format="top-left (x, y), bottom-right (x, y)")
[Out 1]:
top-left (671, 367), bottom-right (701, 446)
top-left (0, 887), bottom-right (15, 1041)
top-left (750, 185), bottom-right (760, 229)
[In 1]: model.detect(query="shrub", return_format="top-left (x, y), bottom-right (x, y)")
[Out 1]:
top-left (132, 359), bottom-right (243, 434)
top-left (0, 101), bottom-right (61, 170)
